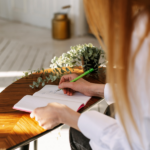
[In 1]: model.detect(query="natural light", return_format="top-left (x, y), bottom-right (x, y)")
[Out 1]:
top-left (0, 71), bottom-right (25, 77)
top-left (0, 87), bottom-right (5, 92)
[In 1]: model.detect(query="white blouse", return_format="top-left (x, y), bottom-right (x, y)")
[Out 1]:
top-left (78, 13), bottom-right (150, 150)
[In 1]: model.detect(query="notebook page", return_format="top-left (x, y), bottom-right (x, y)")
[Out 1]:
top-left (33, 85), bottom-right (91, 105)
top-left (13, 95), bottom-right (82, 113)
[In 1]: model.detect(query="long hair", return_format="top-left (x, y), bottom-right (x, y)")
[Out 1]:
top-left (83, 0), bottom-right (150, 148)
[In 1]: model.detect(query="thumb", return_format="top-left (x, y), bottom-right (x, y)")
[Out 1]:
top-left (30, 110), bottom-right (36, 118)
top-left (59, 82), bottom-right (75, 90)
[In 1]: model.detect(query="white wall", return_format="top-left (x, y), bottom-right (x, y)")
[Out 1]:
top-left (0, 0), bottom-right (88, 36)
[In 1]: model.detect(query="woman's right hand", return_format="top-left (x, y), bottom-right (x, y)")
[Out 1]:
top-left (58, 74), bottom-right (93, 96)
top-left (58, 74), bottom-right (105, 98)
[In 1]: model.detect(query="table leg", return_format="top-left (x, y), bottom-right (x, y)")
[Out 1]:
top-left (34, 140), bottom-right (37, 150)
top-left (20, 144), bottom-right (29, 150)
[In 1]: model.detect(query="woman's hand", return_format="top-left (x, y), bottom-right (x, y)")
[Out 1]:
top-left (59, 74), bottom-right (105, 98)
top-left (30, 103), bottom-right (80, 130)
top-left (59, 74), bottom-right (93, 96)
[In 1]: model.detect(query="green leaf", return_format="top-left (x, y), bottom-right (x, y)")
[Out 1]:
top-left (94, 53), bottom-right (97, 57)
top-left (44, 71), bottom-right (48, 75)
top-left (65, 68), bottom-right (70, 72)
top-left (42, 82), bottom-right (45, 87)
top-left (94, 64), bottom-right (98, 67)
top-left (56, 73), bottom-right (60, 79)
top-left (72, 56), bottom-right (77, 59)
top-left (61, 68), bottom-right (65, 73)
top-left (55, 68), bottom-right (59, 73)
top-left (33, 81), bottom-right (37, 86)
top-left (85, 55), bottom-right (88, 60)
top-left (49, 74), bottom-right (53, 80)
top-left (50, 71), bottom-right (53, 76)
top-left (37, 77), bottom-right (42, 83)
top-left (57, 64), bottom-right (61, 68)
top-left (24, 72), bottom-right (29, 77)
top-left (35, 83), bottom-right (39, 88)
top-left (87, 64), bottom-right (92, 66)
top-left (46, 77), bottom-right (50, 83)
top-left (94, 59), bottom-right (98, 63)
top-left (37, 69), bottom-right (40, 73)
top-left (91, 57), bottom-right (94, 60)
top-left (42, 68), bottom-right (44, 72)
top-left (89, 49), bottom-right (93, 53)
top-left (29, 85), bottom-right (34, 89)
top-left (53, 76), bottom-right (57, 81)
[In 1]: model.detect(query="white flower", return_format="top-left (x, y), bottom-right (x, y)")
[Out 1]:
top-left (49, 43), bottom-right (98, 68)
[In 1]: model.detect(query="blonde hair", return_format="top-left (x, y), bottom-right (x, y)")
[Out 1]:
top-left (83, 0), bottom-right (150, 148)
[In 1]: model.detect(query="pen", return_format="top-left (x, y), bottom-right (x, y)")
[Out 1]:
top-left (56, 68), bottom-right (94, 92)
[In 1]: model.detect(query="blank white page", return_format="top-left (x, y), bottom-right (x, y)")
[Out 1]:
top-left (13, 95), bottom-right (82, 112)
top-left (33, 85), bottom-right (91, 105)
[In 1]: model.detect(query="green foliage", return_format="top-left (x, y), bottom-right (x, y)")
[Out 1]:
top-left (37, 77), bottom-right (42, 83)
top-left (23, 72), bottom-right (29, 77)
top-left (27, 43), bottom-right (106, 89)
top-left (28, 66), bottom-right (73, 89)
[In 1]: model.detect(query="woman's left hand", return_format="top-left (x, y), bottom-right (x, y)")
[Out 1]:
top-left (30, 103), bottom-right (80, 130)
top-left (30, 103), bottom-right (65, 130)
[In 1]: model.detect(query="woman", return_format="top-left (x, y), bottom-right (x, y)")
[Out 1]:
top-left (30, 0), bottom-right (150, 149)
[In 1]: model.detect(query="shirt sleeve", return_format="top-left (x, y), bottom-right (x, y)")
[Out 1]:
top-left (104, 83), bottom-right (114, 105)
top-left (78, 111), bottom-right (128, 150)
top-left (78, 13), bottom-right (150, 150)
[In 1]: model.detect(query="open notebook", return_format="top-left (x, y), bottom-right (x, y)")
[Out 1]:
top-left (13, 85), bottom-right (91, 112)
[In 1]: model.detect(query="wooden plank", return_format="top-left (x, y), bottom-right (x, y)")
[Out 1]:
top-left (10, 46), bottom-right (30, 71)
top-left (20, 47), bottom-right (38, 71)
top-left (0, 38), bottom-right (9, 55)
top-left (42, 48), bottom-right (55, 69)
top-left (0, 40), bottom-right (17, 69)
top-left (31, 48), bottom-right (46, 70)
top-left (0, 43), bottom-right (23, 71)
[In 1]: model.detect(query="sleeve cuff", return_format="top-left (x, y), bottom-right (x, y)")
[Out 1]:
top-left (104, 83), bottom-right (114, 105)
top-left (78, 111), bottom-right (117, 142)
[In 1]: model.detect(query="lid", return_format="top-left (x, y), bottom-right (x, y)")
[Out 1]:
top-left (54, 13), bottom-right (67, 20)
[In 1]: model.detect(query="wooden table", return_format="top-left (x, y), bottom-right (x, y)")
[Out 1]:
top-left (0, 67), bottom-right (106, 150)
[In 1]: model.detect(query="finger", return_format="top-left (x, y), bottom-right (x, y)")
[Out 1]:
top-left (30, 107), bottom-right (44, 119)
top-left (59, 82), bottom-right (75, 90)
top-left (30, 110), bottom-right (36, 118)
top-left (59, 76), bottom-right (66, 85)
top-left (42, 122), bottom-right (58, 130)
top-left (69, 89), bottom-right (74, 96)
top-left (63, 88), bottom-right (67, 94)
top-left (35, 116), bottom-right (39, 122)
top-left (59, 74), bottom-right (71, 85)
top-left (67, 88), bottom-right (73, 96)
top-left (67, 88), bottom-right (71, 96)
top-left (38, 120), bottom-right (45, 127)
top-left (42, 122), bottom-right (51, 130)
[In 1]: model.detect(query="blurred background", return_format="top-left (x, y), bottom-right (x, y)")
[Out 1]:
top-left (0, 0), bottom-right (99, 93)
top-left (0, 1), bottom-right (99, 150)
